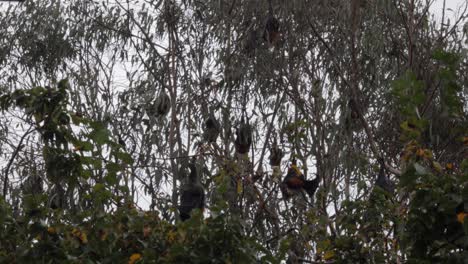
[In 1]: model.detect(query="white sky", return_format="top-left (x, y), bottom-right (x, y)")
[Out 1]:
top-left (430, 0), bottom-right (468, 21)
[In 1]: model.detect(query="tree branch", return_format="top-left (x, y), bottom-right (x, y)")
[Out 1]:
top-left (3, 125), bottom-right (35, 199)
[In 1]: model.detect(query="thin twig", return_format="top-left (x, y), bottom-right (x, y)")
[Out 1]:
top-left (3, 125), bottom-right (35, 198)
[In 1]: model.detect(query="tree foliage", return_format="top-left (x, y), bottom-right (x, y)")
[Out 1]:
top-left (0, 0), bottom-right (467, 263)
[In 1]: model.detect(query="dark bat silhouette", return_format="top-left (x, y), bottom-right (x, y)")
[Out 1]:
top-left (281, 160), bottom-right (319, 199)
top-left (179, 162), bottom-right (205, 221)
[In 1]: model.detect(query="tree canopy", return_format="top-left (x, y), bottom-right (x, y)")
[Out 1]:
top-left (0, 0), bottom-right (467, 263)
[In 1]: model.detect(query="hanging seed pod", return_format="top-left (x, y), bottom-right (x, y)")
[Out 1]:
top-left (204, 112), bottom-right (221, 143)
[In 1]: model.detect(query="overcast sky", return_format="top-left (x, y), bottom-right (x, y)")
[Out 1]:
top-left (430, 0), bottom-right (468, 21)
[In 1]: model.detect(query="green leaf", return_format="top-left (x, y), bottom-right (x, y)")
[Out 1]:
top-left (463, 218), bottom-right (468, 235)
top-left (432, 49), bottom-right (459, 65)
top-left (57, 79), bottom-right (69, 90)
top-left (89, 127), bottom-right (110, 145)
top-left (81, 170), bottom-right (92, 179)
top-left (106, 162), bottom-right (121, 174)
top-left (400, 165), bottom-right (418, 188)
top-left (93, 183), bottom-right (105, 192)
top-left (81, 156), bottom-right (102, 168)
top-left (29, 86), bottom-right (46, 96)
top-left (75, 140), bottom-right (94, 151)
top-left (114, 151), bottom-right (133, 164)
top-left (104, 173), bottom-right (118, 186)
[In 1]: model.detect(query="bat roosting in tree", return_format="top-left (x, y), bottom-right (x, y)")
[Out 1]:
top-left (280, 159), bottom-right (319, 199)
top-left (154, 89), bottom-right (171, 116)
top-left (269, 144), bottom-right (284, 166)
top-left (179, 161), bottom-right (205, 221)
top-left (235, 118), bottom-right (252, 154)
top-left (375, 160), bottom-right (395, 194)
top-left (263, 14), bottom-right (280, 46)
top-left (203, 112), bottom-right (220, 143)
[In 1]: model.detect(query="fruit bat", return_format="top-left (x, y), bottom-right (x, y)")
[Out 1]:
top-left (154, 90), bottom-right (171, 116)
top-left (244, 29), bottom-right (258, 56)
top-left (203, 112), bottom-right (220, 143)
top-left (281, 160), bottom-right (319, 199)
top-left (179, 162), bottom-right (205, 221)
top-left (234, 118), bottom-right (252, 154)
top-left (263, 14), bottom-right (280, 46)
top-left (269, 145), bottom-right (284, 166)
top-left (375, 162), bottom-right (395, 194)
